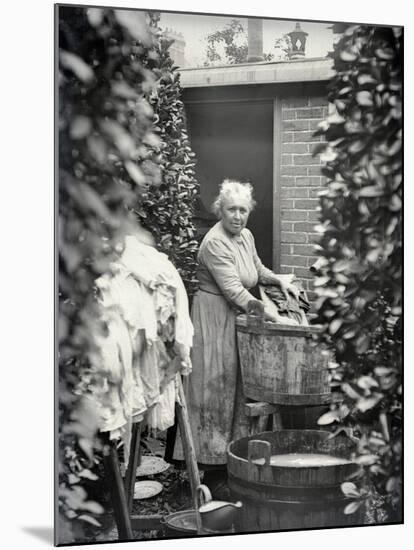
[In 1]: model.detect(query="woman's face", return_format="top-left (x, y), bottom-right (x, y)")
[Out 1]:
top-left (220, 195), bottom-right (250, 235)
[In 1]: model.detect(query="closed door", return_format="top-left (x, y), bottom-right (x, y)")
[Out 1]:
top-left (185, 99), bottom-right (274, 269)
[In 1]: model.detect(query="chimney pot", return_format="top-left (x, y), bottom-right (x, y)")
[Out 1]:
top-left (247, 19), bottom-right (264, 62)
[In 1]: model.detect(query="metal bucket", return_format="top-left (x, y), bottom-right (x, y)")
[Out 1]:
top-left (162, 510), bottom-right (198, 537)
top-left (162, 504), bottom-right (236, 537)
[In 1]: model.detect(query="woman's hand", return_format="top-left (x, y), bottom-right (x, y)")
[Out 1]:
top-left (276, 276), bottom-right (300, 301)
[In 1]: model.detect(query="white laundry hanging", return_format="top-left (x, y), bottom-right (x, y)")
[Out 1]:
top-left (92, 234), bottom-right (194, 455)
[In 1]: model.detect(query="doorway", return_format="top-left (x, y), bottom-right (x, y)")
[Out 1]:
top-left (185, 99), bottom-right (274, 269)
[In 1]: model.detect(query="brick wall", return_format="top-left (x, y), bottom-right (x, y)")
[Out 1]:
top-left (279, 96), bottom-right (328, 303)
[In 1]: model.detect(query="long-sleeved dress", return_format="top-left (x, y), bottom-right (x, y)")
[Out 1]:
top-left (174, 220), bottom-right (276, 465)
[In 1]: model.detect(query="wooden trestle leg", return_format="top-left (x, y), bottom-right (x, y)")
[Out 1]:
top-left (102, 436), bottom-right (133, 540)
top-left (124, 421), bottom-right (142, 513)
top-left (104, 377), bottom-right (202, 538)
top-left (175, 377), bottom-right (201, 506)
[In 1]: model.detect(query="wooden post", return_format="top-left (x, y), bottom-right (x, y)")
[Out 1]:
top-left (272, 406), bottom-right (283, 430)
top-left (244, 401), bottom-right (282, 435)
top-left (164, 420), bottom-right (178, 463)
top-left (124, 422), bottom-right (142, 513)
top-left (175, 377), bottom-right (201, 507)
top-left (102, 437), bottom-right (133, 540)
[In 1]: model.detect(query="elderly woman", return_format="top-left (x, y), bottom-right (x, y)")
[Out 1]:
top-left (174, 179), bottom-right (298, 492)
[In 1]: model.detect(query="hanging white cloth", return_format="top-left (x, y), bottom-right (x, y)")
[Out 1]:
top-left (92, 234), bottom-right (194, 455)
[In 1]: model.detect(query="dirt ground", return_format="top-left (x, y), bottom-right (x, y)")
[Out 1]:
top-left (85, 432), bottom-right (386, 544)
top-left (92, 433), bottom-right (195, 543)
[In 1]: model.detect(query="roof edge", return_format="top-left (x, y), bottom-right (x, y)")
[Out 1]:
top-left (179, 57), bottom-right (334, 88)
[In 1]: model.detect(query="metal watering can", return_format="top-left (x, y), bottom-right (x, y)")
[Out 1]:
top-left (197, 484), bottom-right (242, 533)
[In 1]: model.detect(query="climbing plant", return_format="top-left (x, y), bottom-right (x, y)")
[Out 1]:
top-left (137, 15), bottom-right (200, 297)
top-left (313, 25), bottom-right (402, 521)
top-left (58, 6), bottom-right (201, 542)
top-left (58, 6), bottom-right (160, 542)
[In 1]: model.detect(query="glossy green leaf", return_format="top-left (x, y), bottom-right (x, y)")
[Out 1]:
top-left (317, 410), bottom-right (340, 425)
top-left (341, 482), bottom-right (361, 497)
top-left (60, 50), bottom-right (95, 83)
top-left (356, 91), bottom-right (374, 107)
top-left (344, 500), bottom-right (363, 515)
top-left (355, 454), bottom-right (378, 466)
top-left (78, 514), bottom-right (102, 527)
top-left (70, 116), bottom-right (92, 140)
top-left (86, 8), bottom-right (103, 27)
top-left (356, 394), bottom-right (383, 412)
top-left (124, 161), bottom-right (147, 186)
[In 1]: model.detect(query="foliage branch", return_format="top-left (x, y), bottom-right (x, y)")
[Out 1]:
top-left (313, 24), bottom-right (402, 521)
top-left (58, 6), bottom-right (199, 542)
top-left (137, 16), bottom-right (199, 296)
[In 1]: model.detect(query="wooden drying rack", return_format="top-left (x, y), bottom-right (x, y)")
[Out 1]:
top-left (102, 377), bottom-right (201, 540)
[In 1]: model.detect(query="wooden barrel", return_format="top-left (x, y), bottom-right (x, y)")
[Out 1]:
top-left (227, 430), bottom-right (366, 532)
top-left (236, 315), bottom-right (332, 406)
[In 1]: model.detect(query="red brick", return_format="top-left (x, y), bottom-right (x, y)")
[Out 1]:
top-left (283, 109), bottom-right (296, 120)
top-left (281, 231), bottom-right (307, 244)
top-left (308, 166), bottom-right (324, 175)
top-left (308, 142), bottom-right (327, 155)
top-left (281, 244), bottom-right (292, 255)
top-left (297, 278), bottom-right (308, 290)
top-left (293, 244), bottom-right (317, 256)
top-left (294, 154), bottom-right (321, 166)
top-left (307, 256), bottom-right (319, 267)
top-left (282, 154), bottom-right (293, 166)
top-left (282, 132), bottom-right (294, 143)
top-left (294, 199), bottom-right (319, 209)
top-left (293, 131), bottom-right (322, 142)
top-left (296, 107), bottom-right (324, 119)
top-left (281, 187), bottom-right (309, 199)
top-left (281, 255), bottom-right (308, 267)
top-left (309, 187), bottom-right (325, 198)
top-left (292, 267), bottom-right (313, 278)
top-left (281, 222), bottom-right (294, 232)
top-left (282, 97), bottom-right (309, 108)
top-left (309, 119), bottom-right (325, 132)
top-left (281, 209), bottom-right (308, 221)
top-left (283, 120), bottom-right (309, 131)
top-left (281, 166), bottom-right (308, 176)
top-left (309, 96), bottom-right (328, 107)
top-left (282, 143), bottom-right (308, 154)
top-left (308, 210), bottom-right (321, 222)
top-left (295, 176), bottom-right (322, 187)
top-left (281, 199), bottom-right (294, 209)
top-left (307, 233), bottom-right (321, 244)
top-left (294, 222), bottom-right (318, 233)
top-left (280, 266), bottom-right (295, 274)
top-left (280, 176), bottom-right (295, 187)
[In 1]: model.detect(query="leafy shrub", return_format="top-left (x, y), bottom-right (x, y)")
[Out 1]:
top-left (58, 7), bottom-right (199, 542)
top-left (58, 6), bottom-right (162, 542)
top-left (313, 24), bottom-right (402, 521)
top-left (137, 17), bottom-right (199, 297)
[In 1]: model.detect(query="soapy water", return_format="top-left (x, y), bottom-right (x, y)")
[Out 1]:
top-left (253, 453), bottom-right (351, 467)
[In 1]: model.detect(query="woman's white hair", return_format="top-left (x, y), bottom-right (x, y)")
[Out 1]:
top-left (212, 179), bottom-right (256, 218)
